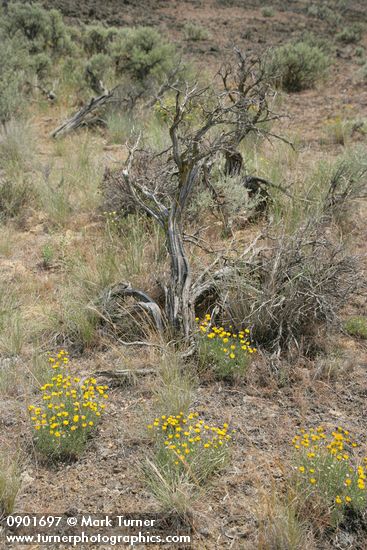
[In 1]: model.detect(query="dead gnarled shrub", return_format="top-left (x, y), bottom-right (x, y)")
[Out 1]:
top-left (220, 223), bottom-right (364, 355)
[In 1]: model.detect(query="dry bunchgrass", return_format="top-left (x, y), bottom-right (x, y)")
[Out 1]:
top-left (0, 283), bottom-right (26, 357)
top-left (153, 351), bottom-right (196, 417)
top-left (35, 133), bottom-right (104, 227)
top-left (0, 448), bottom-right (21, 516)
top-left (255, 488), bottom-right (316, 550)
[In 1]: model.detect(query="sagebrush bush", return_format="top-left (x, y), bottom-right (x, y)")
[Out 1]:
top-left (31, 52), bottom-right (52, 80)
top-left (187, 170), bottom-right (260, 227)
top-left (0, 32), bottom-right (30, 122)
top-left (262, 7), bottom-right (275, 17)
top-left (307, 4), bottom-right (341, 27)
top-left (336, 25), bottom-right (363, 45)
top-left (183, 22), bottom-right (211, 41)
top-left (354, 46), bottom-right (365, 58)
top-left (111, 27), bottom-right (177, 82)
top-left (357, 62), bottom-right (367, 83)
top-left (322, 147), bottom-right (367, 216)
top-left (85, 53), bottom-right (113, 89)
top-left (1, 2), bottom-right (72, 56)
top-left (268, 42), bottom-right (329, 92)
top-left (83, 24), bottom-right (118, 55)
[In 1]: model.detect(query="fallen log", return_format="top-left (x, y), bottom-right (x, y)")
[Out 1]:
top-left (51, 90), bottom-right (115, 138)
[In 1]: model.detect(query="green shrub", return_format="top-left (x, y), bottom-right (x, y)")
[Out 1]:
top-left (307, 4), bottom-right (341, 27)
top-left (344, 316), bottom-right (367, 339)
top-left (357, 62), bottom-right (367, 83)
top-left (1, 2), bottom-right (72, 56)
top-left (355, 46), bottom-right (365, 58)
top-left (83, 24), bottom-right (118, 55)
top-left (183, 22), bottom-right (211, 41)
top-left (85, 53), bottom-right (113, 91)
top-left (0, 32), bottom-right (30, 122)
top-left (111, 27), bottom-right (177, 82)
top-left (268, 42), bottom-right (329, 92)
top-left (262, 6), bottom-right (275, 17)
top-left (336, 25), bottom-right (363, 45)
top-left (31, 52), bottom-right (52, 80)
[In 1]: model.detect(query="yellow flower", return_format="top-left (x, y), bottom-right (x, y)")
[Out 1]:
top-left (335, 496), bottom-right (342, 504)
top-left (298, 466), bottom-right (305, 473)
top-left (345, 496), bottom-right (352, 503)
top-left (229, 353), bottom-right (235, 359)
top-left (309, 478), bottom-right (317, 484)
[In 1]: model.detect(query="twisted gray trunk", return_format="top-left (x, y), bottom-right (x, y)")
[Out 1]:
top-left (164, 164), bottom-right (199, 339)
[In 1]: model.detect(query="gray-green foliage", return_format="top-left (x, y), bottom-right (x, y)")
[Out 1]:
top-left (344, 316), bottom-right (367, 339)
top-left (268, 42), bottom-right (329, 92)
top-left (111, 27), bottom-right (177, 82)
top-left (1, 2), bottom-right (72, 56)
top-left (336, 25), bottom-right (363, 44)
top-left (188, 171), bottom-right (254, 223)
top-left (183, 22), bottom-right (211, 41)
top-left (307, 4), bottom-right (342, 27)
top-left (358, 62), bottom-right (367, 82)
top-left (85, 53), bottom-right (113, 88)
top-left (83, 24), bottom-right (118, 55)
top-left (31, 53), bottom-right (53, 80)
top-left (0, 32), bottom-right (30, 122)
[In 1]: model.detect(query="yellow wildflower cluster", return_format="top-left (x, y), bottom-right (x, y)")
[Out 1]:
top-left (292, 426), bottom-right (367, 515)
top-left (28, 350), bottom-right (108, 442)
top-left (196, 315), bottom-right (256, 379)
top-left (148, 412), bottom-right (231, 466)
top-left (197, 315), bottom-right (257, 357)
